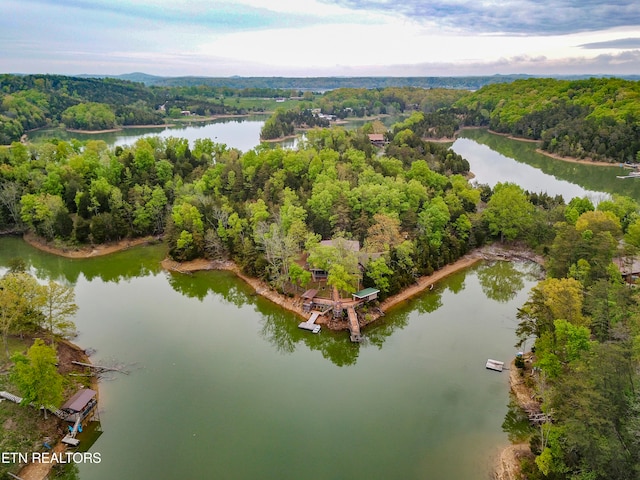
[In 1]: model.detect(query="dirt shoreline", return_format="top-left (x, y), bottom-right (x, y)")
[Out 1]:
top-left (20, 234), bottom-right (542, 478)
top-left (16, 339), bottom-right (98, 480)
top-left (22, 232), bottom-right (160, 259)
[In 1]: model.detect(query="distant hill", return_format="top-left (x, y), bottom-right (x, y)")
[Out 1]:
top-left (85, 73), bottom-right (640, 90)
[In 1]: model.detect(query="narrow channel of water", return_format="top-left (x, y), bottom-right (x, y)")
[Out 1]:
top-left (0, 237), bottom-right (541, 479)
top-left (454, 129), bottom-right (640, 202)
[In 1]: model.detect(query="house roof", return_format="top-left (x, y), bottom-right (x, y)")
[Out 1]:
top-left (301, 289), bottom-right (318, 300)
top-left (320, 239), bottom-right (360, 252)
top-left (353, 287), bottom-right (380, 298)
top-left (614, 257), bottom-right (640, 275)
top-left (61, 388), bottom-right (97, 412)
top-left (368, 134), bottom-right (385, 142)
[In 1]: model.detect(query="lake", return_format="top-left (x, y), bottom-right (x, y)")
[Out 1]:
top-left (0, 237), bottom-right (541, 479)
top-left (453, 129), bottom-right (640, 202)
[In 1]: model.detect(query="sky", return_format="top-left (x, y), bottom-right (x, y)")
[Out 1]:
top-left (2, 0), bottom-right (640, 77)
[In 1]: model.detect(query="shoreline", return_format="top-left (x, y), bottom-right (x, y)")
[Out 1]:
top-left (15, 338), bottom-right (98, 480)
top-left (21, 232), bottom-right (544, 330)
top-left (22, 232), bottom-right (161, 259)
top-left (434, 126), bottom-right (624, 168)
top-left (18, 234), bottom-right (541, 478)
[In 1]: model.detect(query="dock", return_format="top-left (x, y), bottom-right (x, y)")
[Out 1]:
top-left (297, 286), bottom-right (380, 342)
top-left (346, 306), bottom-right (361, 342)
top-left (298, 311), bottom-right (322, 334)
top-left (485, 359), bottom-right (505, 372)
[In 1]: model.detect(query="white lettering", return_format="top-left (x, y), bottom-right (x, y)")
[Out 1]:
top-left (1, 452), bottom-right (28, 463)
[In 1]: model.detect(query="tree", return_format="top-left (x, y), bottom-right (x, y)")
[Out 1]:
top-left (0, 181), bottom-right (23, 226)
top-left (41, 280), bottom-right (78, 342)
top-left (417, 196), bottom-right (450, 249)
top-left (0, 284), bottom-right (22, 359)
top-left (20, 193), bottom-right (69, 240)
top-left (0, 272), bottom-right (45, 358)
top-left (483, 183), bottom-right (534, 242)
top-left (365, 256), bottom-right (393, 293)
top-left (11, 339), bottom-right (63, 419)
top-left (515, 277), bottom-right (585, 348)
top-left (363, 213), bottom-right (403, 252)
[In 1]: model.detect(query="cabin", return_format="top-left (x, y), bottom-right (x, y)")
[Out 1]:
top-left (310, 268), bottom-right (329, 282)
top-left (61, 388), bottom-right (97, 422)
top-left (352, 287), bottom-right (380, 303)
top-left (301, 289), bottom-right (318, 312)
top-left (614, 256), bottom-right (640, 284)
top-left (368, 133), bottom-right (387, 147)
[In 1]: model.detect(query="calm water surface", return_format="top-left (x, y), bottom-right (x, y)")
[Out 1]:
top-left (0, 237), bottom-right (541, 480)
top-left (27, 116), bottom-right (269, 153)
top-left (454, 129), bottom-right (640, 202)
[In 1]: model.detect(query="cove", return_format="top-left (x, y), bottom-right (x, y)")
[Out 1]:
top-left (453, 129), bottom-right (640, 202)
top-left (0, 237), bottom-right (541, 479)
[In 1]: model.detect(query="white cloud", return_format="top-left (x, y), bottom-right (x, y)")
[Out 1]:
top-left (1, 0), bottom-right (639, 75)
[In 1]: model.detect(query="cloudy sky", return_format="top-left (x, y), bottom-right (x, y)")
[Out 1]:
top-left (2, 0), bottom-right (640, 77)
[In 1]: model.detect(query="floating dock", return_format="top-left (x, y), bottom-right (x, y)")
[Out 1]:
top-left (485, 359), bottom-right (505, 372)
top-left (298, 311), bottom-right (321, 334)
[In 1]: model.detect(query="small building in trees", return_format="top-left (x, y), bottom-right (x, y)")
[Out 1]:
top-left (367, 133), bottom-right (387, 147)
top-left (614, 256), bottom-right (640, 283)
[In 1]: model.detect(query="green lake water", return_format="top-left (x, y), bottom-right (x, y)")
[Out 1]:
top-left (454, 129), bottom-right (640, 202)
top-left (0, 237), bottom-right (542, 479)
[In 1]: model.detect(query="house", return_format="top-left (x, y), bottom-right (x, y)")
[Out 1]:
top-left (368, 133), bottom-right (387, 147)
top-left (309, 239), bottom-right (360, 282)
top-left (614, 256), bottom-right (640, 283)
top-left (61, 388), bottom-right (97, 422)
top-left (320, 239), bottom-right (360, 252)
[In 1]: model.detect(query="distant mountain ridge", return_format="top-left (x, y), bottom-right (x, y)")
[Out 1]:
top-left (76, 73), bottom-right (640, 90)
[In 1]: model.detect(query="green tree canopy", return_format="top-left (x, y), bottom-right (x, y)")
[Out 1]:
top-left (11, 339), bottom-right (64, 418)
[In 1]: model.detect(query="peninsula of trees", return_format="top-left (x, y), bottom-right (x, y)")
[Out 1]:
top-left (2, 73), bottom-right (640, 479)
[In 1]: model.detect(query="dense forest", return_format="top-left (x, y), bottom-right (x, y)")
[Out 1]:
top-left (260, 108), bottom-right (330, 140)
top-left (455, 77), bottom-right (640, 163)
top-left (4, 74), bottom-right (640, 164)
top-left (509, 193), bottom-right (640, 479)
top-left (100, 73), bottom-right (550, 89)
top-left (0, 124), bottom-right (473, 298)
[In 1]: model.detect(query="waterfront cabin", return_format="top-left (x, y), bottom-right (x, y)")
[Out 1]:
top-left (352, 287), bottom-right (380, 303)
top-left (61, 388), bottom-right (98, 422)
top-left (301, 289), bottom-right (318, 312)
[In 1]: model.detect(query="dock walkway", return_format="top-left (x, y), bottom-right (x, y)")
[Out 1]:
top-left (346, 306), bottom-right (361, 342)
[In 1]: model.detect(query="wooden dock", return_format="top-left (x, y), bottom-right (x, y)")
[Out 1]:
top-left (298, 311), bottom-right (322, 334)
top-left (346, 306), bottom-right (361, 342)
